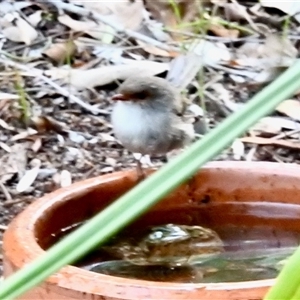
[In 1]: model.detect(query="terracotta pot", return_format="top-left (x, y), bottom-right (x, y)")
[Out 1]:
top-left (4, 161), bottom-right (300, 299)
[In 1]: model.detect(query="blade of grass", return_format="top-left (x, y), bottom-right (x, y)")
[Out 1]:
top-left (291, 283), bottom-right (300, 300)
top-left (2, 61), bottom-right (300, 299)
top-left (168, 0), bottom-right (182, 22)
top-left (265, 244), bottom-right (300, 299)
top-left (14, 72), bottom-right (30, 126)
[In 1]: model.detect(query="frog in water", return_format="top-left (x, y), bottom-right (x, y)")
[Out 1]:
top-left (103, 224), bottom-right (224, 266)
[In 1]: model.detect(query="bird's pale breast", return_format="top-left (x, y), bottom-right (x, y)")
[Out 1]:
top-left (111, 101), bottom-right (176, 155)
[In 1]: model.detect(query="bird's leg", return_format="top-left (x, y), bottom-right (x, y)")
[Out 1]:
top-left (136, 158), bottom-right (145, 181)
top-left (139, 154), bottom-right (153, 167)
top-left (132, 153), bottom-right (145, 181)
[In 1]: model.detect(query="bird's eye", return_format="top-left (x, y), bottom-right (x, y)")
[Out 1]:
top-left (135, 91), bottom-right (148, 99)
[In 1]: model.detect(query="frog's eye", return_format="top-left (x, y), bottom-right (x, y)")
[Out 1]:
top-left (148, 231), bottom-right (163, 240)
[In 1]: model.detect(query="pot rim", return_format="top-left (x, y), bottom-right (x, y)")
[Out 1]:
top-left (4, 161), bottom-right (300, 296)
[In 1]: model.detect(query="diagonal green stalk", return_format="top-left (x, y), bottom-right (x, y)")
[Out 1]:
top-left (265, 242), bottom-right (300, 299)
top-left (168, 0), bottom-right (182, 22)
top-left (1, 61), bottom-right (300, 299)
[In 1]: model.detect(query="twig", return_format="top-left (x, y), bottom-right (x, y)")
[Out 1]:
top-left (46, 0), bottom-right (179, 53)
top-left (5, 31), bottom-right (67, 53)
top-left (166, 28), bottom-right (261, 43)
top-left (230, 0), bottom-right (261, 34)
top-left (245, 145), bottom-right (257, 161)
top-left (0, 181), bottom-right (12, 201)
top-left (263, 148), bottom-right (285, 163)
top-left (1, 197), bottom-right (31, 208)
top-left (272, 128), bottom-right (300, 140)
top-left (0, 56), bottom-right (104, 114)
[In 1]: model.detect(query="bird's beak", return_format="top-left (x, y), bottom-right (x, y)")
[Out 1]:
top-left (111, 93), bottom-right (129, 101)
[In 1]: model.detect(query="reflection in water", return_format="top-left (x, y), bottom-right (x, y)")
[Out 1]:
top-left (90, 261), bottom-right (203, 283)
top-left (79, 224), bottom-right (297, 283)
top-left (88, 247), bottom-right (295, 283)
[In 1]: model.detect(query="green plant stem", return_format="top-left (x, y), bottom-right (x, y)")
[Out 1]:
top-left (282, 16), bottom-right (291, 38)
top-left (216, 18), bottom-right (255, 35)
top-left (14, 73), bottom-right (30, 125)
top-left (1, 61), bottom-right (300, 299)
top-left (169, 17), bottom-right (254, 35)
top-left (168, 0), bottom-right (181, 22)
top-left (291, 284), bottom-right (300, 300)
top-left (265, 245), bottom-right (300, 299)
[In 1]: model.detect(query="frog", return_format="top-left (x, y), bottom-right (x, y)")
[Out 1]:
top-left (103, 224), bottom-right (224, 266)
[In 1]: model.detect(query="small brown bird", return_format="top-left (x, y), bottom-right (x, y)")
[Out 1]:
top-left (111, 53), bottom-right (203, 177)
top-left (111, 75), bottom-right (194, 157)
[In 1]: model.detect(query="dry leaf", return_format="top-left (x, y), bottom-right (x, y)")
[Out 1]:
top-left (105, 157), bottom-right (117, 167)
top-left (45, 61), bottom-right (169, 89)
top-left (31, 116), bottom-right (65, 133)
top-left (0, 1), bottom-right (15, 14)
top-left (31, 137), bottom-right (42, 153)
top-left (0, 92), bottom-right (19, 100)
top-left (0, 142), bottom-right (11, 153)
top-left (68, 131), bottom-right (85, 143)
top-left (240, 136), bottom-right (300, 150)
top-left (250, 116), bottom-right (300, 136)
top-left (10, 129), bottom-right (38, 141)
top-left (264, 35), bottom-right (297, 58)
top-left (208, 23), bottom-right (239, 38)
top-left (228, 66), bottom-right (283, 85)
top-left (2, 13), bottom-right (38, 44)
top-left (145, 0), bottom-right (200, 39)
top-left (167, 53), bottom-right (203, 90)
top-left (43, 41), bottom-right (77, 65)
top-left (16, 159), bottom-right (41, 193)
top-left (0, 119), bottom-right (15, 131)
top-left (141, 18), bottom-right (171, 42)
top-left (250, 118), bottom-right (281, 136)
top-left (27, 10), bottom-right (43, 27)
top-left (73, 0), bottom-right (144, 31)
top-left (209, 83), bottom-right (242, 112)
top-left (223, 2), bottom-right (250, 21)
top-left (0, 143), bottom-right (27, 183)
top-left (2, 26), bottom-right (24, 42)
top-left (60, 170), bottom-right (72, 187)
top-left (260, 1), bottom-right (300, 22)
top-left (237, 35), bottom-right (297, 68)
top-left (58, 14), bottom-right (96, 31)
top-left (276, 100), bottom-right (300, 121)
top-left (222, 2), bottom-right (260, 32)
top-left (15, 15), bottom-right (38, 45)
top-left (186, 103), bottom-right (204, 117)
top-left (100, 133), bottom-right (115, 142)
top-left (58, 14), bottom-right (106, 41)
top-left (136, 40), bottom-right (175, 57)
top-left (228, 34), bottom-right (298, 85)
top-left (191, 39), bottom-right (231, 66)
top-left (211, 0), bottom-right (227, 4)
top-left (231, 139), bottom-right (245, 160)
